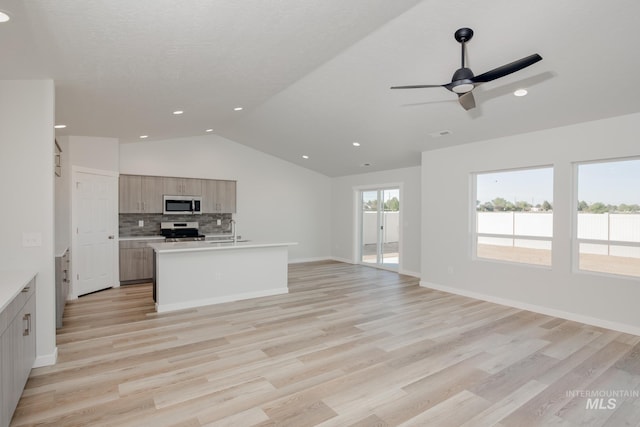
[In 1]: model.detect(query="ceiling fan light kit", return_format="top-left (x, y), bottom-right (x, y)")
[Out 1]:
top-left (391, 27), bottom-right (542, 110)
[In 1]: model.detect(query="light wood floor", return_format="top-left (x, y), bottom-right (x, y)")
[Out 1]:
top-left (12, 261), bottom-right (640, 426)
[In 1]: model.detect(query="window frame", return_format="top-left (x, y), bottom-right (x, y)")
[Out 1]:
top-left (572, 156), bottom-right (640, 279)
top-left (471, 165), bottom-right (554, 268)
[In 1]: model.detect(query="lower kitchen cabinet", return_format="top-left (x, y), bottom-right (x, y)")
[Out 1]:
top-left (0, 276), bottom-right (36, 427)
top-left (119, 240), bottom-right (155, 284)
top-left (55, 249), bottom-right (70, 328)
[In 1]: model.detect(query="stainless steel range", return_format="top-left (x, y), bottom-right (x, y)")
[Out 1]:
top-left (160, 221), bottom-right (206, 242)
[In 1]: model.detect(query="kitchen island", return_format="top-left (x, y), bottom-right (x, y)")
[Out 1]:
top-left (148, 240), bottom-right (297, 313)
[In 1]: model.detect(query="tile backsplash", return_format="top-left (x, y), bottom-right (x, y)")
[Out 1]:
top-left (119, 213), bottom-right (233, 236)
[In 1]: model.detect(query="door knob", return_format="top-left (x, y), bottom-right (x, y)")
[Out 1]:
top-left (108, 235), bottom-right (115, 239)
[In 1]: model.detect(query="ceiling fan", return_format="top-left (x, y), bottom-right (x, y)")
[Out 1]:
top-left (391, 28), bottom-right (542, 110)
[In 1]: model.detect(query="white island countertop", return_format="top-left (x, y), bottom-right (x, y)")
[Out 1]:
top-left (148, 240), bottom-right (297, 254)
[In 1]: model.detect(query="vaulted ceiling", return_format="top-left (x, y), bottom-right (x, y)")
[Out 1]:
top-left (2, 0), bottom-right (639, 176)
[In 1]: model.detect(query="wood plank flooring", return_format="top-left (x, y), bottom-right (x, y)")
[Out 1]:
top-left (12, 261), bottom-right (640, 426)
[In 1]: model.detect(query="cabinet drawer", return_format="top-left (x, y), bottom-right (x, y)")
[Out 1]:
top-left (0, 279), bottom-right (35, 335)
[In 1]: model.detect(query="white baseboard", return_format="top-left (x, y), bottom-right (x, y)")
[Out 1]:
top-left (420, 280), bottom-right (640, 336)
top-left (400, 269), bottom-right (421, 278)
top-left (330, 256), bottom-right (355, 264)
top-left (34, 347), bottom-right (58, 368)
top-left (156, 287), bottom-right (289, 313)
top-left (289, 256), bottom-right (333, 264)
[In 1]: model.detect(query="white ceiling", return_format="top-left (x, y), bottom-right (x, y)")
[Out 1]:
top-left (2, 0), bottom-right (640, 176)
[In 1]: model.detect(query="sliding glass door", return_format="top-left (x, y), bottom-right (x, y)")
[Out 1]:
top-left (360, 187), bottom-right (400, 270)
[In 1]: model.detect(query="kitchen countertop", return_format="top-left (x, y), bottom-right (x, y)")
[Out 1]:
top-left (148, 240), bottom-right (297, 254)
top-left (119, 235), bottom-right (166, 241)
top-left (119, 234), bottom-right (235, 241)
top-left (0, 270), bottom-right (37, 313)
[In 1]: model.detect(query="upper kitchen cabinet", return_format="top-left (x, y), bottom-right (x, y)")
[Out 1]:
top-left (203, 180), bottom-right (237, 213)
top-left (119, 174), bottom-right (164, 213)
top-left (163, 177), bottom-right (202, 196)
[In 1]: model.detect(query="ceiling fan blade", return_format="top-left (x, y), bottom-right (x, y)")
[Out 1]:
top-left (458, 91), bottom-right (475, 110)
top-left (471, 54), bottom-right (542, 84)
top-left (390, 84), bottom-right (444, 89)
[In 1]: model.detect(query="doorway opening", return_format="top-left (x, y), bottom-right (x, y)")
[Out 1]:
top-left (359, 187), bottom-right (400, 271)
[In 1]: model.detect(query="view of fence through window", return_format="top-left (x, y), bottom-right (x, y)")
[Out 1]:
top-left (474, 159), bottom-right (640, 278)
top-left (475, 167), bottom-right (554, 266)
top-left (576, 158), bottom-right (640, 277)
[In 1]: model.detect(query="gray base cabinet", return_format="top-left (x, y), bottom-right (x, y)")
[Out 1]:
top-left (0, 278), bottom-right (36, 427)
top-left (120, 240), bottom-right (154, 283)
top-left (55, 249), bottom-right (70, 328)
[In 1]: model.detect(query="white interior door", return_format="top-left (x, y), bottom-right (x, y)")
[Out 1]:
top-left (73, 171), bottom-right (117, 296)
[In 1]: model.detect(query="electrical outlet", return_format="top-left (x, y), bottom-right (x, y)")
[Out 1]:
top-left (22, 232), bottom-right (42, 247)
top-left (217, 219), bottom-right (222, 226)
top-left (138, 220), bottom-right (144, 227)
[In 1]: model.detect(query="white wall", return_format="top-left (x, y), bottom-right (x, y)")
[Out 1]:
top-left (119, 135), bottom-right (331, 261)
top-left (67, 135), bottom-right (120, 172)
top-left (421, 112), bottom-right (640, 334)
top-left (331, 166), bottom-right (421, 276)
top-left (0, 80), bottom-right (56, 366)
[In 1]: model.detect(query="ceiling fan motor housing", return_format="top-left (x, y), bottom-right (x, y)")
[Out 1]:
top-left (450, 67), bottom-right (475, 93)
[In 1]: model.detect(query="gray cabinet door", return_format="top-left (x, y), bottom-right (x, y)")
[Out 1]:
top-left (140, 176), bottom-right (164, 213)
top-left (163, 177), bottom-right (202, 196)
top-left (119, 241), bottom-right (156, 283)
top-left (203, 180), bottom-right (236, 213)
top-left (218, 180), bottom-right (237, 213)
top-left (119, 248), bottom-right (146, 281)
top-left (119, 175), bottom-right (142, 213)
top-left (120, 175), bottom-right (164, 213)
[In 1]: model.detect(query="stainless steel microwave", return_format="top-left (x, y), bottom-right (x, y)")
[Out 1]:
top-left (163, 195), bottom-right (202, 215)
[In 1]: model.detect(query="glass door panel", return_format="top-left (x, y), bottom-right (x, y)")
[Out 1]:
top-left (381, 189), bottom-right (400, 267)
top-left (361, 190), bottom-right (379, 266)
top-left (360, 187), bottom-right (400, 270)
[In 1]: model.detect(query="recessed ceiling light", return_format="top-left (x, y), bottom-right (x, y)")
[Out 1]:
top-left (514, 89), bottom-right (528, 97)
top-left (139, 135), bottom-right (149, 139)
top-left (0, 11), bottom-right (10, 23)
top-left (233, 107), bottom-right (243, 111)
top-left (173, 110), bottom-right (184, 115)
top-left (54, 124), bottom-right (67, 129)
top-left (302, 155), bottom-right (309, 159)
top-left (205, 129), bottom-right (214, 133)
top-left (352, 142), bottom-right (361, 147)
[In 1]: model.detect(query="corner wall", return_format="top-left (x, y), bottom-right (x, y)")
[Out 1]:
top-left (421, 112), bottom-right (640, 333)
top-left (0, 80), bottom-right (56, 366)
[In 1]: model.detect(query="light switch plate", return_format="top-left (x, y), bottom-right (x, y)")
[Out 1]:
top-left (217, 219), bottom-right (222, 225)
top-left (23, 232), bottom-right (42, 247)
top-left (138, 220), bottom-right (144, 227)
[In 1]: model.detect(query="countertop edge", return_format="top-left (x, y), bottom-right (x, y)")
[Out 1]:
top-left (118, 236), bottom-right (166, 241)
top-left (0, 270), bottom-right (37, 313)
top-left (149, 241), bottom-right (298, 254)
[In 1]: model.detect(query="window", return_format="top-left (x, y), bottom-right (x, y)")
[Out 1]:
top-left (474, 167), bottom-right (553, 266)
top-left (575, 158), bottom-right (640, 278)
